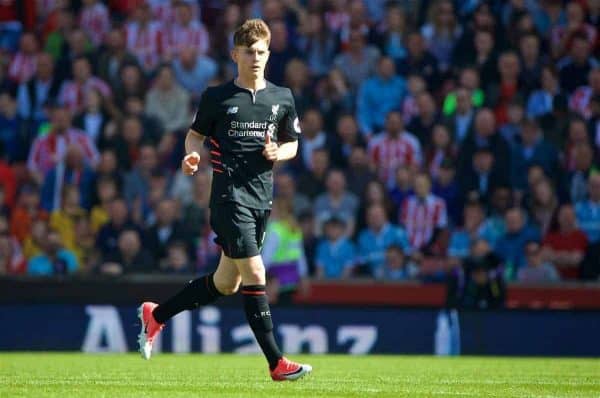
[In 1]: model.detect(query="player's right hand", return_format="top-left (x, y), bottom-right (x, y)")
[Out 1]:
top-left (182, 152), bottom-right (201, 176)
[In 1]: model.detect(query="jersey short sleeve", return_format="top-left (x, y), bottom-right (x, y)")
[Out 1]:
top-left (278, 89), bottom-right (301, 142)
top-left (190, 88), bottom-right (215, 137)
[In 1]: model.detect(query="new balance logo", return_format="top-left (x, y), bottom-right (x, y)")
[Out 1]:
top-left (227, 106), bottom-right (238, 114)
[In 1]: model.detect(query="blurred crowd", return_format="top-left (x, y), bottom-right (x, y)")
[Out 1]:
top-left (2, 0), bottom-right (600, 307)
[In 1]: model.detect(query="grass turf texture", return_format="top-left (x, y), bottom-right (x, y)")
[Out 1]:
top-left (0, 354), bottom-right (598, 397)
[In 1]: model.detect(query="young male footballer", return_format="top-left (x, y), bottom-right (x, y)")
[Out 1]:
top-left (138, 19), bottom-right (311, 381)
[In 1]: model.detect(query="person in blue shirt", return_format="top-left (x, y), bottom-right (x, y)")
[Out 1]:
top-left (356, 56), bottom-right (406, 136)
top-left (27, 229), bottom-right (78, 275)
top-left (575, 174), bottom-right (600, 244)
top-left (494, 207), bottom-right (541, 280)
top-left (315, 216), bottom-right (356, 279)
top-left (357, 203), bottom-right (410, 277)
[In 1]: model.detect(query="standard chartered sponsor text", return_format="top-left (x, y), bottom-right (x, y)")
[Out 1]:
top-left (228, 120), bottom-right (269, 137)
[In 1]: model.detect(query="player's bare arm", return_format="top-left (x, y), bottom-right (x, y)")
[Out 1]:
top-left (182, 129), bottom-right (205, 175)
top-left (262, 134), bottom-right (298, 161)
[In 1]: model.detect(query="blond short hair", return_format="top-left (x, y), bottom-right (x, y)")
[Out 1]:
top-left (233, 19), bottom-right (271, 47)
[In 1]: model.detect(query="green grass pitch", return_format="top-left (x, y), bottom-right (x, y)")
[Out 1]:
top-left (1, 353), bottom-right (599, 397)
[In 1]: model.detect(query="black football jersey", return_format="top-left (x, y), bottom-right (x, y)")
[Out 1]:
top-left (190, 80), bottom-right (301, 210)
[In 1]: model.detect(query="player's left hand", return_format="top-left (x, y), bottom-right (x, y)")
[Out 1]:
top-left (262, 133), bottom-right (279, 161)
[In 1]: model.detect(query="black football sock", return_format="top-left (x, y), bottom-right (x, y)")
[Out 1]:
top-left (152, 272), bottom-right (223, 324)
top-left (242, 285), bottom-right (283, 370)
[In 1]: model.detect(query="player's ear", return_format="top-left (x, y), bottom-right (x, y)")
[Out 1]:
top-left (230, 48), bottom-right (238, 63)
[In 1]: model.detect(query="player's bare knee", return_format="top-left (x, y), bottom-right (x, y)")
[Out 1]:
top-left (214, 278), bottom-right (240, 296)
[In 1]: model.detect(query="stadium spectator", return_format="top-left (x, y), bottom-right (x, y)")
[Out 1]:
top-left (518, 33), bottom-right (544, 96)
top-left (72, 88), bottom-right (111, 146)
top-left (448, 201), bottom-right (488, 261)
top-left (165, 1), bottom-right (209, 59)
top-left (314, 68), bottom-right (353, 132)
top-left (124, 2), bottom-right (164, 73)
top-left (315, 216), bottom-right (355, 279)
top-left (95, 197), bottom-right (139, 257)
top-left (425, 124), bottom-right (456, 180)
top-left (314, 169), bottom-right (359, 237)
top-left (262, 199), bottom-right (308, 303)
top-left (144, 64), bottom-right (190, 135)
top-left (518, 241), bottom-right (561, 283)
top-left (558, 32), bottom-right (598, 95)
top-left (8, 32), bottom-right (39, 85)
top-left (330, 114), bottom-right (367, 169)
top-left (443, 67), bottom-right (485, 116)
top-left (527, 65), bottom-right (561, 119)
top-left (432, 158), bottom-right (461, 226)
top-left (283, 58), bottom-right (312, 117)
top-left (542, 204), bottom-right (588, 280)
top-left (297, 11), bottom-right (337, 77)
top-left (295, 108), bottom-right (334, 173)
top-left (527, 178), bottom-right (559, 236)
top-left (344, 145), bottom-right (376, 199)
top-left (179, 170), bottom-right (211, 235)
top-left (90, 176), bottom-right (117, 233)
top-left (357, 203), bottom-right (410, 278)
top-left (356, 180), bottom-right (397, 233)
top-left (379, 244), bottom-right (419, 281)
top-left (561, 144), bottom-right (596, 204)
top-left (406, 92), bottom-right (440, 147)
top-left (16, 52), bottom-right (61, 127)
top-left (443, 87), bottom-right (475, 145)
top-left (160, 241), bottom-right (192, 274)
top-left (58, 56), bottom-right (112, 114)
top-left (494, 207), bottom-right (541, 280)
top-left (9, 183), bottom-right (48, 244)
top-left (420, 0), bottom-right (461, 72)
top-left (27, 229), bottom-right (78, 276)
top-left (97, 228), bottom-right (154, 276)
top-left (274, 172), bottom-right (311, 219)
top-left (0, 91), bottom-right (23, 163)
top-left (460, 147), bottom-right (507, 206)
top-left (79, 0), bottom-right (110, 47)
top-left (401, 74), bottom-right (427, 124)
top-left (113, 65), bottom-right (147, 109)
top-left (446, 238), bottom-right (505, 310)
top-left (570, 67), bottom-right (600, 120)
top-left (123, 144), bottom-right (159, 213)
top-left (401, 173), bottom-right (448, 251)
top-left (48, 185), bottom-right (87, 263)
top-left (265, 20), bottom-right (299, 86)
top-left (575, 174), bottom-right (600, 244)
top-left (144, 198), bottom-right (193, 264)
top-left (511, 118), bottom-right (560, 192)
top-left (173, 47), bottom-right (218, 102)
top-left (356, 56), bottom-right (406, 137)
top-left (398, 31), bottom-right (440, 91)
top-left (96, 28), bottom-right (139, 89)
top-left (457, 108), bottom-right (510, 183)
top-left (333, 28), bottom-right (380, 92)
top-left (551, 2), bottom-right (596, 60)
top-left (369, 110), bottom-right (422, 188)
top-left (373, 2), bottom-right (407, 64)
top-left (43, 8), bottom-right (75, 61)
top-left (296, 147), bottom-right (329, 200)
top-left (0, 214), bottom-right (25, 274)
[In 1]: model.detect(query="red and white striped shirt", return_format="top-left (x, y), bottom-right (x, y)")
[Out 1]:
top-left (400, 194), bottom-right (447, 249)
top-left (58, 77), bottom-right (112, 114)
top-left (149, 0), bottom-right (200, 27)
top-left (8, 52), bottom-right (37, 84)
top-left (27, 128), bottom-right (100, 176)
top-left (125, 21), bottom-right (165, 71)
top-left (569, 85), bottom-right (593, 119)
top-left (368, 131), bottom-right (422, 188)
top-left (165, 20), bottom-right (210, 58)
top-left (80, 2), bottom-right (111, 46)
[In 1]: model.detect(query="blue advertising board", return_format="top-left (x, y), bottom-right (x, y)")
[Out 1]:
top-left (1, 305), bottom-right (599, 357)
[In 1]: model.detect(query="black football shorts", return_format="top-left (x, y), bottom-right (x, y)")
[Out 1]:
top-left (210, 202), bottom-right (270, 259)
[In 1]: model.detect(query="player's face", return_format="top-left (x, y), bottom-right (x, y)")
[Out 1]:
top-left (232, 39), bottom-right (270, 80)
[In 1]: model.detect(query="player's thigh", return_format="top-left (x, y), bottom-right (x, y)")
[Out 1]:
top-left (231, 255), bottom-right (267, 285)
top-left (213, 252), bottom-right (241, 295)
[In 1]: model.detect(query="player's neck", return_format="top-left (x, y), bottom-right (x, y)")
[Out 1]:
top-left (234, 75), bottom-right (266, 92)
